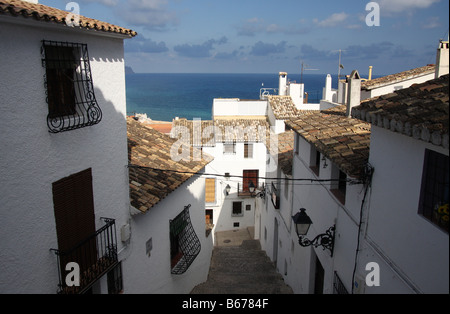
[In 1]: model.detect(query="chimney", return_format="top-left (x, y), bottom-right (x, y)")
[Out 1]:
top-left (435, 38), bottom-right (449, 78)
top-left (368, 66), bottom-right (373, 80)
top-left (323, 74), bottom-right (333, 101)
top-left (346, 70), bottom-right (361, 118)
top-left (279, 72), bottom-right (287, 96)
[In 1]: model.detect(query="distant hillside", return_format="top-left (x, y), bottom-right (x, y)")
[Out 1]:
top-left (125, 66), bottom-right (135, 74)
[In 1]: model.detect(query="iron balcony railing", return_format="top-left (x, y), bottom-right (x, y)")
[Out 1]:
top-left (50, 218), bottom-right (118, 294)
top-left (237, 182), bottom-right (264, 198)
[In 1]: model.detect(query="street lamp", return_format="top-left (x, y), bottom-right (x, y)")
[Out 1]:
top-left (248, 181), bottom-right (256, 194)
top-left (292, 208), bottom-right (335, 256)
top-left (248, 181), bottom-right (265, 198)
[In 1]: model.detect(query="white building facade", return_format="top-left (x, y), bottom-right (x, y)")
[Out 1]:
top-left (352, 73), bottom-right (449, 294)
top-left (259, 70), bottom-right (449, 294)
top-left (0, 0), bottom-right (136, 293)
top-left (125, 119), bottom-right (214, 294)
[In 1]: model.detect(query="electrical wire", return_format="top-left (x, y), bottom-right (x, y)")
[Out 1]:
top-left (351, 163), bottom-right (374, 294)
top-left (127, 163), bottom-right (363, 185)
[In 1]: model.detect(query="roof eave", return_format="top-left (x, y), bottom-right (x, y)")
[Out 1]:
top-left (0, 8), bottom-right (137, 39)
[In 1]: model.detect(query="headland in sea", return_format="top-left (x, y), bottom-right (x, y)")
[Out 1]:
top-left (125, 73), bottom-right (343, 122)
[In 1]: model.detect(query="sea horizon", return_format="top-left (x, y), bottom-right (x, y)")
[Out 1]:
top-left (125, 72), bottom-right (380, 122)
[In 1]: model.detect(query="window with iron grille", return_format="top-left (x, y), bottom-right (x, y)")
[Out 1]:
top-left (271, 182), bottom-right (280, 209)
top-left (41, 40), bottom-right (102, 133)
top-left (418, 149), bottom-right (449, 233)
top-left (232, 201), bottom-right (243, 217)
top-left (169, 205), bottom-right (201, 275)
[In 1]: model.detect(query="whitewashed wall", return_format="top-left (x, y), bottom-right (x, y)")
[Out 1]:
top-left (260, 133), bottom-right (364, 294)
top-left (0, 19), bottom-right (130, 293)
top-left (212, 98), bottom-right (267, 118)
top-left (360, 73), bottom-right (435, 100)
top-left (203, 142), bottom-right (267, 236)
top-left (124, 175), bottom-right (213, 294)
top-left (359, 126), bottom-right (449, 294)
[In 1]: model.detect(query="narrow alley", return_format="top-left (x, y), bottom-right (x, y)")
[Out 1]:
top-left (190, 228), bottom-right (293, 294)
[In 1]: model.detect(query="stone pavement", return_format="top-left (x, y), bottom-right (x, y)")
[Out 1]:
top-left (190, 228), bottom-right (293, 294)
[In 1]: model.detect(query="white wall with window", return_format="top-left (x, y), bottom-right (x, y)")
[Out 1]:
top-left (202, 141), bottom-right (268, 236)
top-left (359, 126), bottom-right (449, 294)
top-left (125, 175), bottom-right (213, 294)
top-left (260, 131), bottom-right (367, 294)
top-left (0, 17), bottom-right (131, 293)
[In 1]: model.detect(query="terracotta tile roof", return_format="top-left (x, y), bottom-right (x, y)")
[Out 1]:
top-left (286, 113), bottom-right (371, 179)
top-left (171, 118), bottom-right (216, 146)
top-left (128, 118), bottom-right (213, 213)
top-left (352, 74), bottom-right (449, 149)
top-left (321, 104), bottom-right (347, 116)
top-left (0, 0), bottom-right (137, 37)
top-left (267, 95), bottom-right (301, 119)
top-left (361, 65), bottom-right (435, 91)
top-left (171, 118), bottom-right (270, 145)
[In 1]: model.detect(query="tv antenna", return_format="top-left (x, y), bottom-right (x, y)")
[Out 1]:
top-left (332, 49), bottom-right (346, 81)
top-left (300, 62), bottom-right (319, 84)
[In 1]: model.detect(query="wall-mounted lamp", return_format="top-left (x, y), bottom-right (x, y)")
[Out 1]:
top-left (249, 181), bottom-right (265, 199)
top-left (225, 184), bottom-right (231, 196)
top-left (292, 208), bottom-right (335, 256)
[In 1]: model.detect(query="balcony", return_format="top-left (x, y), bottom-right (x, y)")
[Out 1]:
top-left (237, 182), bottom-right (264, 198)
top-left (50, 218), bottom-right (119, 294)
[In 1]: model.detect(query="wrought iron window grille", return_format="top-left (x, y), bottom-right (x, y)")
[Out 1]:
top-left (271, 182), bottom-right (280, 209)
top-left (169, 205), bottom-right (201, 275)
top-left (41, 40), bottom-right (102, 133)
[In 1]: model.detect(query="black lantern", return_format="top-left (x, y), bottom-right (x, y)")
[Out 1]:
top-left (248, 181), bottom-right (256, 194)
top-left (292, 208), bottom-right (335, 256)
top-left (248, 181), bottom-right (265, 198)
top-left (292, 208), bottom-right (313, 236)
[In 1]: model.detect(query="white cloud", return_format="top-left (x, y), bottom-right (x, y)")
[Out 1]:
top-left (80, 0), bottom-right (119, 6)
top-left (236, 17), bottom-right (310, 36)
top-left (314, 12), bottom-right (349, 27)
top-left (422, 16), bottom-right (441, 29)
top-left (378, 0), bottom-right (440, 14)
top-left (118, 0), bottom-right (177, 31)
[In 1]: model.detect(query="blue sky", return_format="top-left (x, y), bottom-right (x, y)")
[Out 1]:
top-left (42, 0), bottom-right (449, 75)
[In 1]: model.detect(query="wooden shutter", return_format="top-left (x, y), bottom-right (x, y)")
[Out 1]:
top-left (243, 170), bottom-right (259, 191)
top-left (244, 144), bottom-right (253, 158)
top-left (205, 178), bottom-right (216, 203)
top-left (52, 168), bottom-right (96, 270)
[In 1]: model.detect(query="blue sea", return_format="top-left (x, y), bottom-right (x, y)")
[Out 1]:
top-left (125, 73), bottom-right (338, 121)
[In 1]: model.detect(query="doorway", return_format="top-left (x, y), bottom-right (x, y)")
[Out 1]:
top-left (314, 255), bottom-right (325, 294)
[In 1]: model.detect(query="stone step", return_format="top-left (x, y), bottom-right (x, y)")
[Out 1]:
top-left (191, 238), bottom-right (292, 294)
